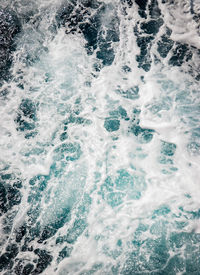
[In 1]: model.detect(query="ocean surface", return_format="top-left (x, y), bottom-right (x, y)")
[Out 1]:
top-left (0, 0), bottom-right (200, 274)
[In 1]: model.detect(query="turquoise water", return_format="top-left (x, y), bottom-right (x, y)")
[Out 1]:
top-left (0, 0), bottom-right (200, 274)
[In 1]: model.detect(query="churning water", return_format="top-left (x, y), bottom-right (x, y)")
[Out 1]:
top-left (0, 0), bottom-right (200, 274)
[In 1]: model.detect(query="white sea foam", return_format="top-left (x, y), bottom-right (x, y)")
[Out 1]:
top-left (0, 0), bottom-right (200, 274)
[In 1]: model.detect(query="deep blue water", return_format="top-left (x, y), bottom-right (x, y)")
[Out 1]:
top-left (0, 0), bottom-right (200, 274)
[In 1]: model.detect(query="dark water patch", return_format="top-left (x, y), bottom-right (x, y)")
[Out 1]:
top-left (121, 0), bottom-right (133, 8)
top-left (129, 108), bottom-right (154, 143)
top-left (0, 244), bottom-right (18, 273)
top-left (141, 18), bottom-right (163, 35)
top-left (81, 0), bottom-right (101, 9)
top-left (122, 65), bottom-right (132, 73)
top-left (29, 174), bottom-right (49, 189)
top-left (60, 131), bottom-right (68, 141)
top-left (0, 88), bottom-right (9, 99)
top-left (1, 212), bottom-right (17, 241)
top-left (161, 141), bottom-right (176, 157)
top-left (0, 169), bottom-right (25, 233)
top-left (15, 224), bottom-right (27, 243)
top-left (22, 263), bottom-right (34, 275)
top-left (157, 34), bottom-right (174, 58)
top-left (135, 0), bottom-right (148, 10)
top-left (32, 249), bottom-right (53, 274)
top-left (56, 0), bottom-right (100, 35)
top-left (0, 253), bottom-right (14, 272)
top-left (79, 22), bottom-right (99, 50)
top-left (56, 0), bottom-right (101, 29)
top-left (148, 0), bottom-right (161, 18)
top-left (159, 156), bottom-right (173, 165)
top-left (64, 114), bottom-right (92, 126)
top-left (38, 226), bottom-right (58, 243)
top-left (0, 8), bottom-right (21, 82)
top-left (185, 208), bottom-right (200, 219)
top-left (104, 119), bottom-right (120, 132)
top-left (118, 106), bottom-right (128, 119)
top-left (14, 260), bottom-right (27, 275)
top-left (18, 99), bottom-right (37, 121)
top-left (96, 43), bottom-right (115, 66)
top-left (135, 0), bottom-right (148, 18)
top-left (187, 141), bottom-right (200, 155)
top-left (133, 2), bottom-right (199, 77)
top-left (56, 1), bottom-right (77, 28)
top-left (130, 124), bottom-right (154, 144)
top-left (57, 246), bottom-right (72, 263)
top-left (0, 181), bottom-right (21, 216)
top-left (54, 142), bottom-right (82, 161)
top-left (109, 106), bottom-right (129, 121)
top-left (27, 206), bottom-right (41, 229)
top-left (56, 1), bottom-right (119, 67)
top-left (134, 2), bottom-right (182, 72)
top-left (135, 11), bottom-right (164, 70)
top-left (169, 43), bottom-right (193, 67)
top-left (15, 99), bottom-right (37, 139)
top-left (136, 35), bottom-right (154, 72)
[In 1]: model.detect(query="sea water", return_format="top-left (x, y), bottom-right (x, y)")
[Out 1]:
top-left (0, 0), bottom-right (200, 274)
